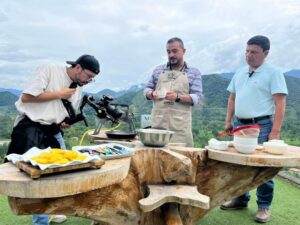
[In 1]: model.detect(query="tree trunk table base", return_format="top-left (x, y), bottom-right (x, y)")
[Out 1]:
top-left (2, 144), bottom-right (300, 225)
top-left (139, 185), bottom-right (209, 212)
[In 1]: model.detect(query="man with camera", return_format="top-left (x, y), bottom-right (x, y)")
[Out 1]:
top-left (6, 54), bottom-right (100, 225)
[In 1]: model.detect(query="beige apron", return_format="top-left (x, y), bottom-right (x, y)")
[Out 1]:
top-left (151, 70), bottom-right (193, 147)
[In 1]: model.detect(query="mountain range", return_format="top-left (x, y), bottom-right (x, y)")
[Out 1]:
top-left (1, 69), bottom-right (300, 124)
top-left (1, 69), bottom-right (299, 99)
top-left (1, 72), bottom-right (299, 146)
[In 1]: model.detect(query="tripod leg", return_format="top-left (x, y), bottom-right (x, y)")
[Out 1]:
top-left (93, 120), bottom-right (103, 135)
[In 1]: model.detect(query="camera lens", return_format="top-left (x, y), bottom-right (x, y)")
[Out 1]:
top-left (107, 106), bottom-right (123, 119)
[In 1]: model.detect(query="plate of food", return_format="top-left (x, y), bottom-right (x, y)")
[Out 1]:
top-left (6, 147), bottom-right (101, 170)
top-left (72, 143), bottom-right (135, 160)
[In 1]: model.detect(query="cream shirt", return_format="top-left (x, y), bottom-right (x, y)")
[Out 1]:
top-left (15, 64), bottom-right (82, 126)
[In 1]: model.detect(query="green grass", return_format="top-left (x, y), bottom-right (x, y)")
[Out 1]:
top-left (198, 177), bottom-right (300, 225)
top-left (0, 178), bottom-right (299, 225)
top-left (0, 196), bottom-right (91, 225)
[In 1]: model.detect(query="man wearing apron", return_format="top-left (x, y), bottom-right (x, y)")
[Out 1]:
top-left (144, 37), bottom-right (203, 147)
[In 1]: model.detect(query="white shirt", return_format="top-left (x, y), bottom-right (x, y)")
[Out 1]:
top-left (15, 64), bottom-right (82, 125)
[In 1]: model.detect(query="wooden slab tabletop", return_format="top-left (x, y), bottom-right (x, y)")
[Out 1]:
top-left (207, 145), bottom-right (300, 167)
top-left (0, 157), bottom-right (131, 198)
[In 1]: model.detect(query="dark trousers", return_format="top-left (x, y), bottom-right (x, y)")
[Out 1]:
top-left (233, 117), bottom-right (274, 209)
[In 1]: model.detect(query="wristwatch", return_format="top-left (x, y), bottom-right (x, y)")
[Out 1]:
top-left (175, 94), bottom-right (181, 102)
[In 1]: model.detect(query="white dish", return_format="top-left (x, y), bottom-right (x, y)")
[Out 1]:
top-left (234, 135), bottom-right (258, 146)
top-left (208, 138), bottom-right (229, 151)
top-left (234, 143), bottom-right (257, 154)
top-left (6, 147), bottom-right (100, 170)
top-left (263, 140), bottom-right (288, 155)
top-left (72, 143), bottom-right (135, 160)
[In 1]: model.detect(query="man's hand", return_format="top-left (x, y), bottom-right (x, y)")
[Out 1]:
top-left (225, 121), bottom-right (233, 134)
top-left (57, 87), bottom-right (76, 100)
top-left (268, 130), bottom-right (280, 140)
top-left (165, 90), bottom-right (177, 101)
top-left (60, 122), bottom-right (70, 129)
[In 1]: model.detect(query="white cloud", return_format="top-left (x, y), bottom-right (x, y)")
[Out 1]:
top-left (0, 0), bottom-right (300, 92)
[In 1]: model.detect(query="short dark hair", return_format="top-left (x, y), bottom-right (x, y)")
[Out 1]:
top-left (167, 37), bottom-right (185, 48)
top-left (247, 35), bottom-right (270, 51)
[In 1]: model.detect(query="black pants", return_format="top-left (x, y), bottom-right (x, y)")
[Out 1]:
top-left (5, 116), bottom-right (60, 160)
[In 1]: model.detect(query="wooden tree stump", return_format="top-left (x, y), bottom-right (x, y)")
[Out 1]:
top-left (1, 144), bottom-right (300, 225)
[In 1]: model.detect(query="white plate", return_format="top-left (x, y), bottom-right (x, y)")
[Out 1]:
top-left (6, 147), bottom-right (101, 170)
top-left (72, 143), bottom-right (135, 160)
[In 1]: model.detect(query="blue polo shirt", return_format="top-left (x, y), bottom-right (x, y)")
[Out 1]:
top-left (227, 63), bottom-right (288, 118)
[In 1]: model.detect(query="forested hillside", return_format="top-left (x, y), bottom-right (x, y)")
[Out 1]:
top-left (0, 74), bottom-right (299, 159)
top-left (0, 91), bottom-right (18, 106)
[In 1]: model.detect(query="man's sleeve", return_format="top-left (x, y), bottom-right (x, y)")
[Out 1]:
top-left (227, 74), bottom-right (236, 93)
top-left (143, 67), bottom-right (159, 99)
top-left (271, 71), bottom-right (288, 95)
top-left (189, 68), bottom-right (203, 105)
top-left (22, 65), bottom-right (50, 96)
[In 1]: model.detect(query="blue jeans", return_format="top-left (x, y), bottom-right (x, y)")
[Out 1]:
top-left (32, 132), bottom-right (66, 225)
top-left (233, 118), bottom-right (274, 209)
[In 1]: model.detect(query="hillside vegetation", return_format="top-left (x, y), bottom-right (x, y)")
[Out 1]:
top-left (0, 74), bottom-right (299, 160)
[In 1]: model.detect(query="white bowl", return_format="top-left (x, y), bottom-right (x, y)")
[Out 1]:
top-left (263, 140), bottom-right (288, 155)
top-left (208, 138), bottom-right (228, 151)
top-left (234, 143), bottom-right (257, 154)
top-left (234, 135), bottom-right (258, 146)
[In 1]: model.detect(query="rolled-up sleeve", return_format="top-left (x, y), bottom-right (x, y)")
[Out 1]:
top-left (188, 68), bottom-right (203, 106)
top-left (143, 75), bottom-right (155, 99)
top-left (143, 65), bottom-right (164, 99)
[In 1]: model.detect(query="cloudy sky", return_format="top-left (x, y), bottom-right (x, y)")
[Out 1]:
top-left (1, 0), bottom-right (300, 93)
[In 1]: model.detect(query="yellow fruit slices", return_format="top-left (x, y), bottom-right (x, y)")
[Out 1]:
top-left (30, 148), bottom-right (88, 165)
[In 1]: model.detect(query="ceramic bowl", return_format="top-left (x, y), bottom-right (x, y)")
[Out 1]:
top-left (208, 138), bottom-right (228, 151)
top-left (234, 143), bottom-right (257, 154)
top-left (263, 140), bottom-right (288, 155)
top-left (234, 135), bottom-right (258, 146)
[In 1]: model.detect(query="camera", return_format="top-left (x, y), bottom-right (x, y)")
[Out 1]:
top-left (98, 95), bottom-right (124, 120)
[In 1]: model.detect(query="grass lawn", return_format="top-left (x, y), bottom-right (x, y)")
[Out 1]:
top-left (0, 177), bottom-right (299, 225)
top-left (199, 177), bottom-right (300, 225)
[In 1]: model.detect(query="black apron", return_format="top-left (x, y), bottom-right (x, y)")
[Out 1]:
top-left (5, 116), bottom-right (60, 161)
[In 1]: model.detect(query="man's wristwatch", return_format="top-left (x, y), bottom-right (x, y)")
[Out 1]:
top-left (175, 94), bottom-right (181, 102)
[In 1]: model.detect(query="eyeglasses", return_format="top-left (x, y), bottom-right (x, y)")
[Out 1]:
top-left (81, 69), bottom-right (96, 83)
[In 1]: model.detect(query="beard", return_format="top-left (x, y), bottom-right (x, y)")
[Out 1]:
top-left (168, 58), bottom-right (180, 67)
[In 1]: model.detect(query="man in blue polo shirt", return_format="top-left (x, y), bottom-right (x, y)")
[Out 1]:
top-left (221, 35), bottom-right (288, 223)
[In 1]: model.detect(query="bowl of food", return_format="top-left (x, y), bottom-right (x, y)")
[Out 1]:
top-left (136, 128), bottom-right (175, 147)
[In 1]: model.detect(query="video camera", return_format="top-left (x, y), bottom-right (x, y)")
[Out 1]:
top-left (62, 92), bottom-right (135, 135)
top-left (82, 95), bottom-right (125, 124)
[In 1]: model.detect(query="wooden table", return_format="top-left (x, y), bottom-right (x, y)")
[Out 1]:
top-left (0, 143), bottom-right (299, 225)
top-left (0, 158), bottom-right (130, 198)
